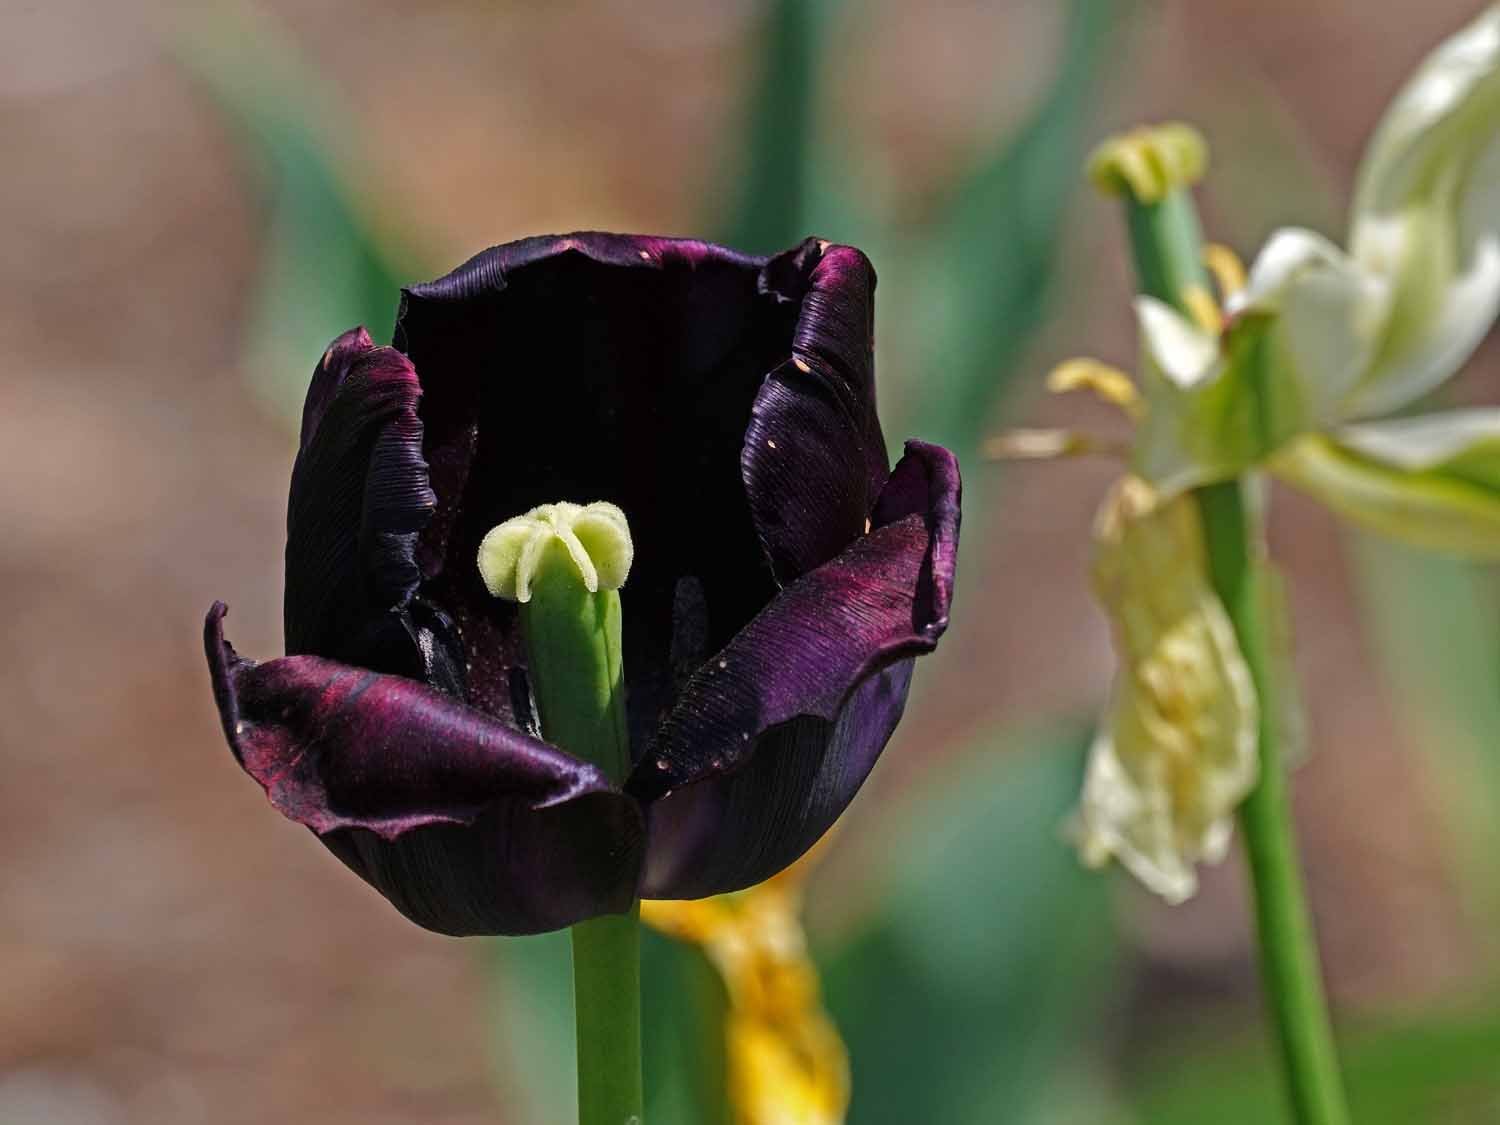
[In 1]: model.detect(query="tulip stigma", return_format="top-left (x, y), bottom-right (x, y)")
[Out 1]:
top-left (478, 501), bottom-right (634, 782)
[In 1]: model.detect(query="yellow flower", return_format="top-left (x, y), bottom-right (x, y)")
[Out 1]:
top-left (642, 849), bottom-right (849, 1125)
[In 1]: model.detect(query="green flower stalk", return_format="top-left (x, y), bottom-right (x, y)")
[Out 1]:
top-left (479, 501), bottom-right (643, 1125)
top-left (1093, 121), bottom-right (1352, 1125)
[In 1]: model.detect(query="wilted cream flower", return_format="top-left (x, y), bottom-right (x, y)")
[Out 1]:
top-left (993, 6), bottom-right (1499, 903)
top-left (1067, 477), bottom-right (1259, 903)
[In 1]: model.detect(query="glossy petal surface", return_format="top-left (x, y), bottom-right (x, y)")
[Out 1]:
top-left (742, 244), bottom-right (888, 584)
top-left (633, 442), bottom-right (961, 897)
top-left (285, 328), bottom-right (435, 664)
top-left (206, 604), bottom-right (644, 935)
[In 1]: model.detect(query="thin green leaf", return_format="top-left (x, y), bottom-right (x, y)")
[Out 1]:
top-left (898, 0), bottom-right (1118, 461)
top-left (714, 0), bottom-right (838, 251)
top-left (1135, 1001), bottom-right (1500, 1125)
top-left (818, 725), bottom-right (1118, 1125)
top-left (173, 0), bottom-right (424, 424)
top-left (485, 932), bottom-right (575, 1125)
top-left (1350, 534), bottom-right (1500, 933)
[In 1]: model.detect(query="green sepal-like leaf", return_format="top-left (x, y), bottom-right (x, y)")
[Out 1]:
top-left (1271, 410), bottom-right (1500, 559)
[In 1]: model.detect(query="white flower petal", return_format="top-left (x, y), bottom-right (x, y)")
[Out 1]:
top-left (1135, 296), bottom-right (1218, 388)
top-left (1234, 228), bottom-right (1391, 422)
top-left (1352, 5), bottom-right (1500, 222)
top-left (1344, 4), bottom-right (1500, 414)
top-left (1337, 406), bottom-right (1500, 469)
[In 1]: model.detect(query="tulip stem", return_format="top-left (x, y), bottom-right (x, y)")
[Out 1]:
top-left (1197, 479), bottom-right (1350, 1125)
top-left (515, 538), bottom-right (644, 1125)
top-left (572, 906), bottom-right (644, 1125)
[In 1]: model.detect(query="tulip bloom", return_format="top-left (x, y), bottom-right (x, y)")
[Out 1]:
top-left (205, 233), bottom-right (960, 936)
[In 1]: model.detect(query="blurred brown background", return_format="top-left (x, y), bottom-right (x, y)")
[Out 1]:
top-left (3, 1), bottom-right (1497, 1122)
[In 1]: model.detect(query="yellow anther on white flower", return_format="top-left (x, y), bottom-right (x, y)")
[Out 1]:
top-left (1045, 358), bottom-right (1144, 419)
top-left (1204, 243), bottom-right (1248, 301)
top-left (477, 501), bottom-right (633, 603)
top-left (1182, 284), bottom-right (1224, 334)
top-left (1087, 122), bottom-right (1209, 204)
top-left (983, 428), bottom-right (1104, 461)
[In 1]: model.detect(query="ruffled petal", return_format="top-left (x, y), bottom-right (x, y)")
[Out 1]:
top-left (742, 244), bottom-right (889, 585)
top-left (391, 233), bottom-right (869, 752)
top-left (205, 603), bottom-right (644, 935)
top-left (285, 328), bottom-right (436, 670)
top-left (630, 442), bottom-right (960, 898)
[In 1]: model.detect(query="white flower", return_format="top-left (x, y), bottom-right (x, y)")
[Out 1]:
top-left (1134, 5), bottom-right (1500, 512)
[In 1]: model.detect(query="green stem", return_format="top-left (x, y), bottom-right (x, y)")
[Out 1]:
top-left (572, 907), bottom-right (644, 1125)
top-left (1197, 481), bottom-right (1349, 1125)
top-left (1116, 181), bottom-right (1350, 1123)
top-left (521, 541), bottom-right (643, 1125)
top-left (1124, 190), bottom-right (1210, 309)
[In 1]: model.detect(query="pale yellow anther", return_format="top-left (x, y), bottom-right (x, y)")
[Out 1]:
top-left (1182, 284), bottom-right (1224, 334)
top-left (1087, 123), bottom-right (1209, 203)
top-left (477, 500), bottom-right (634, 603)
top-left (1045, 358), bottom-right (1144, 419)
top-left (983, 428), bottom-right (1125, 461)
top-left (1203, 243), bottom-right (1248, 301)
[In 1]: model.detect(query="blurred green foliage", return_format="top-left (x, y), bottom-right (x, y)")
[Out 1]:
top-left (714, 0), bottom-right (1116, 466)
top-left (819, 728), bottom-right (1116, 1125)
top-left (1136, 1003), bottom-right (1500, 1124)
top-left (175, 0), bottom-right (426, 424)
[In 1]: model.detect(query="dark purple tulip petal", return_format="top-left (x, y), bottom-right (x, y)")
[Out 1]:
top-left (630, 441), bottom-right (961, 898)
top-left (206, 603), bottom-right (644, 936)
top-left (391, 233), bottom-right (875, 751)
top-left (285, 330), bottom-right (435, 668)
top-left (742, 244), bottom-right (888, 585)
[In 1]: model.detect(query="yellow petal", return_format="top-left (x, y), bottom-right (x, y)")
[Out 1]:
top-left (643, 843), bottom-right (850, 1125)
